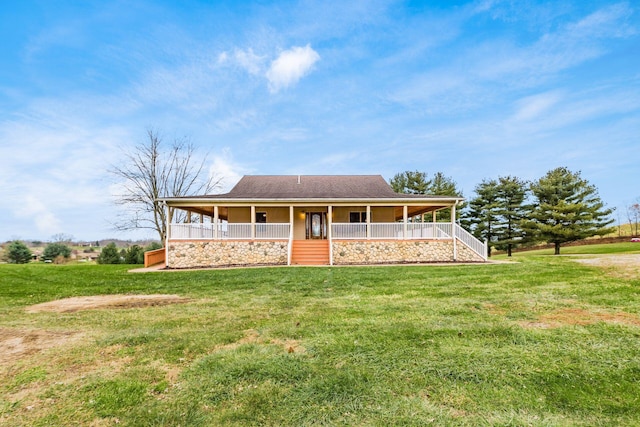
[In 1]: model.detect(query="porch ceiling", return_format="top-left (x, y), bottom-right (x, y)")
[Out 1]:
top-left (173, 204), bottom-right (450, 222)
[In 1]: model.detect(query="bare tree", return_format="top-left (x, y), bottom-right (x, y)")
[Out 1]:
top-left (628, 202), bottom-right (640, 236)
top-left (111, 129), bottom-right (220, 242)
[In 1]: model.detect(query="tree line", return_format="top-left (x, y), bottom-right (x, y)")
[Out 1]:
top-left (1, 241), bottom-right (162, 264)
top-left (390, 168), bottom-right (615, 256)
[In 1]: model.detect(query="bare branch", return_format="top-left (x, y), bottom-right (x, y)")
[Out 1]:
top-left (110, 129), bottom-right (222, 241)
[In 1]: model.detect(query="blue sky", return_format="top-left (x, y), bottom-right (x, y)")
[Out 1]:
top-left (1, 0), bottom-right (639, 242)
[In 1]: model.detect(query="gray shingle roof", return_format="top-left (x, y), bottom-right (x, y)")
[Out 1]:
top-left (165, 175), bottom-right (460, 201)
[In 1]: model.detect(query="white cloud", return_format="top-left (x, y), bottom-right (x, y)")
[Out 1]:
top-left (209, 148), bottom-right (251, 193)
top-left (234, 48), bottom-right (264, 75)
top-left (266, 45), bottom-right (320, 93)
top-left (16, 196), bottom-right (62, 236)
top-left (513, 91), bottom-right (563, 121)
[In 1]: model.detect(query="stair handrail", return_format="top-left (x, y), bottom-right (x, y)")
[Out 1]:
top-left (454, 224), bottom-right (488, 260)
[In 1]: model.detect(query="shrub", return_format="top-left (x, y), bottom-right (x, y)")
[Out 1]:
top-left (124, 245), bottom-right (145, 264)
top-left (42, 242), bottom-right (72, 262)
top-left (97, 243), bottom-right (122, 264)
top-left (7, 241), bottom-right (33, 264)
top-left (145, 242), bottom-right (163, 252)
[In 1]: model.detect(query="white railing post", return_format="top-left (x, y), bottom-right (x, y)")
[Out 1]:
top-left (451, 204), bottom-right (457, 261)
top-left (328, 206), bottom-right (333, 265)
top-left (403, 206), bottom-right (408, 240)
top-left (366, 206), bottom-right (371, 240)
top-left (250, 206), bottom-right (256, 239)
top-left (213, 206), bottom-right (219, 240)
top-left (288, 206), bottom-right (293, 265)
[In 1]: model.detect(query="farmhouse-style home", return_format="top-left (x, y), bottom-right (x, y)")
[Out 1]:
top-left (158, 175), bottom-right (487, 268)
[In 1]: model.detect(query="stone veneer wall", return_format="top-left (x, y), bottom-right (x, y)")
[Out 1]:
top-left (167, 240), bottom-right (288, 268)
top-left (332, 239), bottom-right (485, 265)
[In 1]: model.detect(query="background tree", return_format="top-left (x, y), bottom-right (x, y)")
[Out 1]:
top-left (493, 176), bottom-right (530, 257)
top-left (7, 241), bottom-right (32, 264)
top-left (111, 129), bottom-right (220, 242)
top-left (389, 170), bottom-right (429, 194)
top-left (42, 242), bottom-right (72, 262)
top-left (124, 245), bottom-right (144, 264)
top-left (463, 179), bottom-right (500, 256)
top-left (390, 170), bottom-right (464, 221)
top-left (626, 201), bottom-right (640, 236)
top-left (428, 172), bottom-right (464, 221)
top-left (526, 167), bottom-right (614, 255)
top-left (97, 243), bottom-right (121, 264)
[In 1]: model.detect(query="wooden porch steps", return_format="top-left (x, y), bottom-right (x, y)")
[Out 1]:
top-left (291, 240), bottom-right (330, 265)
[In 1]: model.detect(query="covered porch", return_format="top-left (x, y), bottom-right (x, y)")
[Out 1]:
top-left (162, 199), bottom-right (487, 267)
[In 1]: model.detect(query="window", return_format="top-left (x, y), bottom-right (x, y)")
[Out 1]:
top-left (349, 211), bottom-right (367, 223)
top-left (256, 212), bottom-right (267, 223)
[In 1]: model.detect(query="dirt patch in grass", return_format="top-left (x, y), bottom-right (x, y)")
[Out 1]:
top-left (25, 294), bottom-right (190, 313)
top-left (0, 328), bottom-right (83, 366)
top-left (520, 308), bottom-right (640, 329)
top-left (573, 254), bottom-right (640, 279)
top-left (214, 329), bottom-right (306, 354)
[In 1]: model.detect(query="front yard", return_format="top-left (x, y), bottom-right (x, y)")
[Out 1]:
top-left (1, 247), bottom-right (639, 425)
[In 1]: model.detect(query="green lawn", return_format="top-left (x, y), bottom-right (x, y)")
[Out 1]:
top-left (1, 249), bottom-right (639, 426)
top-left (496, 241), bottom-right (640, 257)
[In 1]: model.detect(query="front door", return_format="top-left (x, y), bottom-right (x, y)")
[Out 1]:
top-left (306, 212), bottom-right (326, 239)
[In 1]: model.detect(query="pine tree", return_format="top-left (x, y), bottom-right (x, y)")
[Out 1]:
top-left (493, 176), bottom-right (530, 257)
top-left (389, 171), bottom-right (430, 194)
top-left (97, 243), bottom-right (122, 264)
top-left (464, 179), bottom-right (500, 256)
top-left (390, 171), bottom-right (463, 222)
top-left (7, 241), bottom-right (33, 264)
top-left (527, 167), bottom-right (614, 255)
top-left (428, 172), bottom-right (464, 222)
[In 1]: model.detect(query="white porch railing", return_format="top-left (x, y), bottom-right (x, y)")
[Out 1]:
top-left (455, 224), bottom-right (488, 260)
top-left (332, 223), bottom-right (453, 240)
top-left (170, 223), bottom-right (290, 240)
top-left (170, 223), bottom-right (217, 239)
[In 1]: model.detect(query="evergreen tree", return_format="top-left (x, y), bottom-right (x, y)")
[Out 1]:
top-left (389, 171), bottom-right (430, 194)
top-left (428, 172), bottom-right (464, 222)
top-left (493, 176), bottom-right (530, 257)
top-left (390, 170), bottom-right (463, 221)
top-left (124, 245), bottom-right (145, 264)
top-left (7, 241), bottom-right (33, 264)
top-left (527, 167), bottom-right (614, 254)
top-left (42, 242), bottom-right (72, 261)
top-left (97, 243), bottom-right (122, 264)
top-left (464, 179), bottom-right (500, 256)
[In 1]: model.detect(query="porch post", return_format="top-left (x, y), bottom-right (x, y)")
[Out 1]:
top-left (251, 206), bottom-right (256, 239)
top-left (166, 204), bottom-right (172, 241)
top-left (213, 205), bottom-right (219, 240)
top-left (432, 210), bottom-right (437, 222)
top-left (186, 210), bottom-right (191, 223)
top-left (366, 205), bottom-right (371, 239)
top-left (403, 205), bottom-right (408, 239)
top-left (328, 205), bottom-right (333, 265)
top-left (451, 203), bottom-right (457, 261)
top-left (288, 206), bottom-right (294, 266)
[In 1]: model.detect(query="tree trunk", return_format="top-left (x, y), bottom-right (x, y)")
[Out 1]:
top-left (507, 244), bottom-right (512, 257)
top-left (554, 242), bottom-right (561, 255)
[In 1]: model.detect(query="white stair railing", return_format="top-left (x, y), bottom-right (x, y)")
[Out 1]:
top-left (454, 224), bottom-right (487, 260)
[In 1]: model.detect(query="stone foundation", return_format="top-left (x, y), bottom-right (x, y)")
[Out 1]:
top-left (332, 239), bottom-right (485, 264)
top-left (167, 240), bottom-right (288, 268)
top-left (166, 238), bottom-right (485, 268)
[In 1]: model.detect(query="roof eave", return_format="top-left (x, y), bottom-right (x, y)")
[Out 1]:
top-left (159, 196), bottom-right (464, 204)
